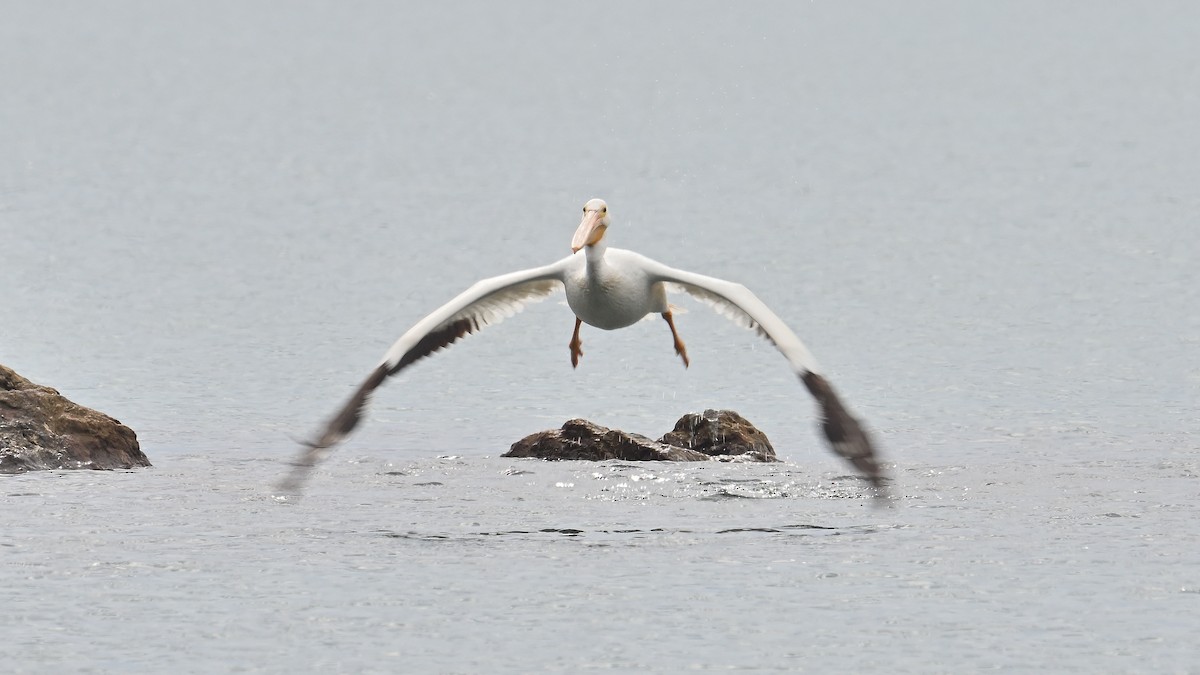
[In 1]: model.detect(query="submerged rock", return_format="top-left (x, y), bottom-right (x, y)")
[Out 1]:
top-left (503, 410), bottom-right (777, 462)
top-left (659, 409), bottom-right (777, 462)
top-left (0, 364), bottom-right (150, 473)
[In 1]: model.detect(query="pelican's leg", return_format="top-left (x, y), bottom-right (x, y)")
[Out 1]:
top-left (569, 317), bottom-right (584, 368)
top-left (661, 311), bottom-right (690, 368)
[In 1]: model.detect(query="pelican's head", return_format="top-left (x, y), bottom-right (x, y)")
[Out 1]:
top-left (571, 198), bottom-right (610, 253)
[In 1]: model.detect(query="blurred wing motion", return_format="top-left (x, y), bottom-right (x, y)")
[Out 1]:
top-left (278, 260), bottom-right (570, 492)
top-left (647, 261), bottom-right (886, 490)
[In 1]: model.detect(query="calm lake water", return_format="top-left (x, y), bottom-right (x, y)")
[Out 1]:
top-left (2, 2), bottom-right (1198, 672)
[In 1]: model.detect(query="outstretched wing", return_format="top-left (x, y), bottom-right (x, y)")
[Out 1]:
top-left (643, 260), bottom-right (887, 491)
top-left (279, 256), bottom-right (574, 492)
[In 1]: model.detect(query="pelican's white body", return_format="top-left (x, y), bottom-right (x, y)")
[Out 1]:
top-left (564, 247), bottom-right (668, 330)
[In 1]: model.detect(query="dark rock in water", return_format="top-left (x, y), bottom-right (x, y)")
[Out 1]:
top-left (504, 418), bottom-right (711, 462)
top-left (660, 409), bottom-right (777, 462)
top-left (0, 364), bottom-right (150, 473)
top-left (503, 410), bottom-right (777, 462)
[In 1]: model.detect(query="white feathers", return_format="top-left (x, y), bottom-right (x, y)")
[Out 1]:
top-left (643, 261), bottom-right (821, 375)
top-left (666, 281), bottom-right (773, 343)
top-left (379, 260), bottom-right (573, 371)
top-left (452, 279), bottom-right (560, 330)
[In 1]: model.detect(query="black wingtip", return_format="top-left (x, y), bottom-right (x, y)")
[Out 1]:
top-left (274, 437), bottom-right (326, 496)
top-left (801, 372), bottom-right (891, 500)
top-left (276, 364), bottom-right (390, 495)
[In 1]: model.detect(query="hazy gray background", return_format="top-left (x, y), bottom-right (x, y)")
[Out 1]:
top-left (2, 2), bottom-right (1197, 672)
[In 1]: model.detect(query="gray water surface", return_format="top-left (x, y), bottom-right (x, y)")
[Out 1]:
top-left (2, 2), bottom-right (1198, 672)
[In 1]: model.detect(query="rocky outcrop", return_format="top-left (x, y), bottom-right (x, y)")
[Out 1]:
top-left (505, 418), bottom-right (711, 461)
top-left (0, 364), bottom-right (150, 473)
top-left (503, 410), bottom-right (777, 462)
top-left (659, 409), bottom-right (776, 462)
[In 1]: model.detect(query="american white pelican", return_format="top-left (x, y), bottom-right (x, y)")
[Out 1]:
top-left (281, 198), bottom-right (885, 493)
